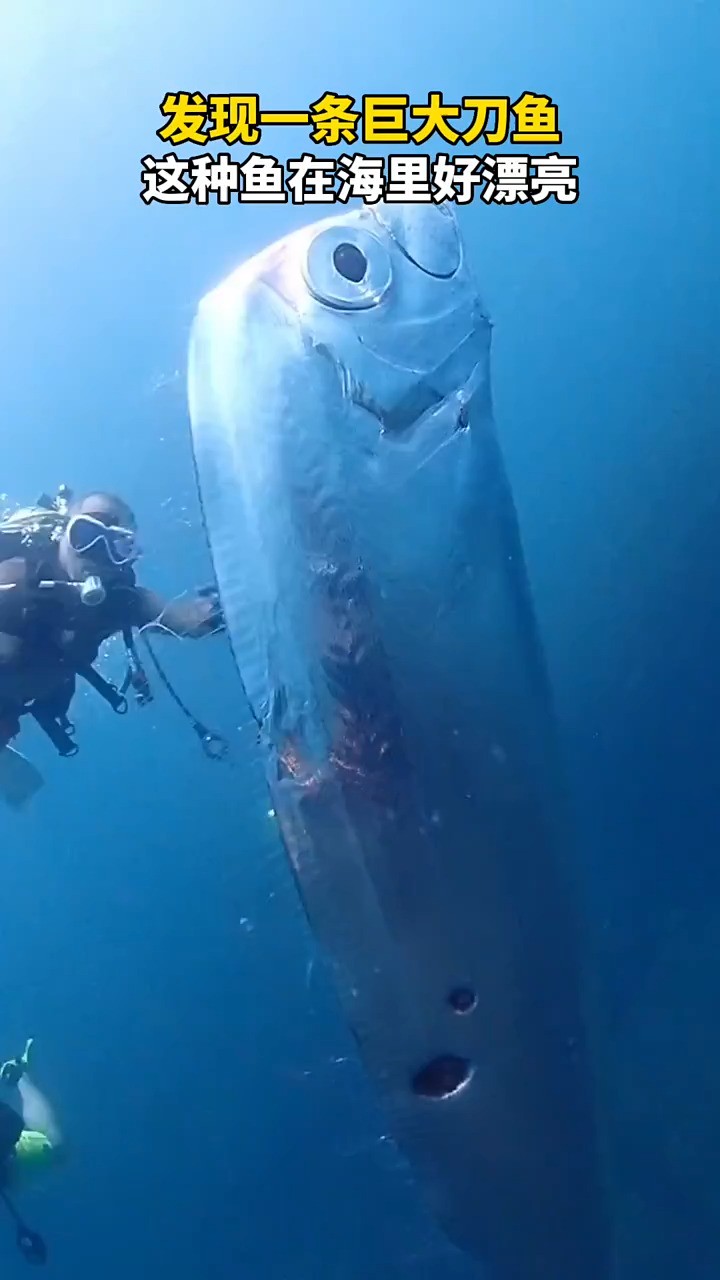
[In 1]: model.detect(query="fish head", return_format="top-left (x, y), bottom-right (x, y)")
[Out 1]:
top-left (190, 201), bottom-right (492, 478)
top-left (259, 201), bottom-right (490, 452)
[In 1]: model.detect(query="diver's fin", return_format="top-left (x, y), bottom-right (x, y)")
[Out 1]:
top-left (0, 747), bottom-right (44, 810)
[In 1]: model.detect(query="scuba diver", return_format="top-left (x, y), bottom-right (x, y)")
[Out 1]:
top-left (0, 1039), bottom-right (62, 1266)
top-left (0, 487), bottom-right (228, 807)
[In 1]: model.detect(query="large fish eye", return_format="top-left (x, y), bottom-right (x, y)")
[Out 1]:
top-left (303, 226), bottom-right (391, 310)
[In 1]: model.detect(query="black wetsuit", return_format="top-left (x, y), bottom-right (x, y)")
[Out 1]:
top-left (0, 529), bottom-right (219, 751)
top-left (0, 540), bottom-right (142, 723)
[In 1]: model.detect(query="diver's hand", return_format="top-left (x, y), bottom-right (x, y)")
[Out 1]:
top-left (134, 585), bottom-right (225, 638)
top-left (162, 589), bottom-right (224, 638)
top-left (195, 585), bottom-right (225, 636)
top-left (0, 1037), bottom-right (33, 1086)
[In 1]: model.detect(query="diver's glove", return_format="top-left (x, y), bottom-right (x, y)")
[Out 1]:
top-left (0, 1037), bottom-right (33, 1087)
top-left (197, 584), bottom-right (225, 635)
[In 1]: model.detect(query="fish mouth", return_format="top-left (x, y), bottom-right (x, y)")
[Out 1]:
top-left (348, 378), bottom-right (470, 437)
top-left (335, 328), bottom-right (482, 438)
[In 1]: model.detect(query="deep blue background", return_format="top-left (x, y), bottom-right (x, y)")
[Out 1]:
top-left (0, 2), bottom-right (718, 1277)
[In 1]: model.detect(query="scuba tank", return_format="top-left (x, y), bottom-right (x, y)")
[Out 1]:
top-left (0, 486), bottom-right (71, 557)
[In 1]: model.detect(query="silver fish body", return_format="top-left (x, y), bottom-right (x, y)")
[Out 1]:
top-left (187, 202), bottom-right (611, 1280)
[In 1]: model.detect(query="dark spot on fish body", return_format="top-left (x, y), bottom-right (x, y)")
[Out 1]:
top-left (412, 1055), bottom-right (474, 1099)
top-left (448, 986), bottom-right (478, 1014)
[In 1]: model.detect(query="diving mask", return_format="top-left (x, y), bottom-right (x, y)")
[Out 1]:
top-left (66, 513), bottom-right (139, 567)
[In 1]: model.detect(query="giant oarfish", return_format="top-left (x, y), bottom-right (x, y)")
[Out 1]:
top-left (187, 202), bottom-right (611, 1280)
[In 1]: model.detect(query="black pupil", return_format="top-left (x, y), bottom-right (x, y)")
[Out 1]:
top-left (333, 242), bottom-right (367, 284)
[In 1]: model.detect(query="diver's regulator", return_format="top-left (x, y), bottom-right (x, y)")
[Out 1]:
top-left (78, 576), bottom-right (105, 607)
top-left (36, 576), bottom-right (106, 607)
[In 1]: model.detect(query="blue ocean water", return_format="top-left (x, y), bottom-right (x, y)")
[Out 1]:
top-left (0, 2), bottom-right (718, 1278)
